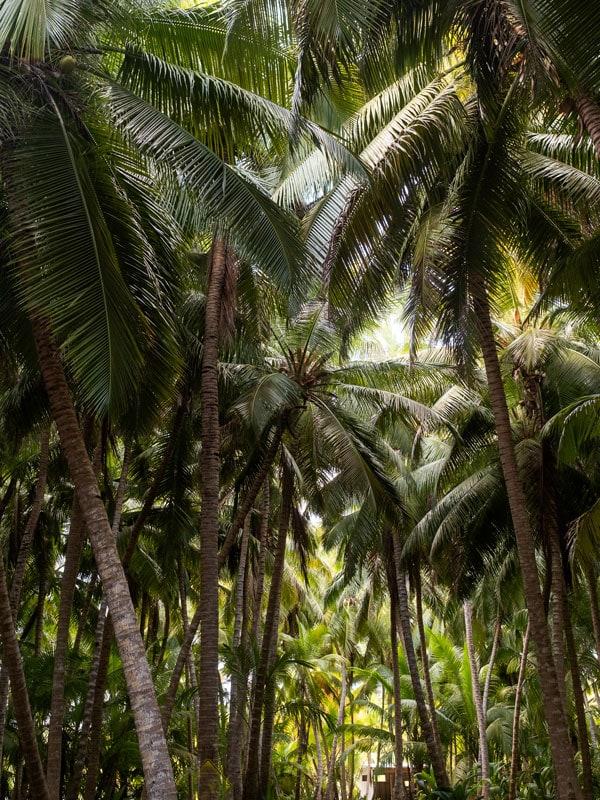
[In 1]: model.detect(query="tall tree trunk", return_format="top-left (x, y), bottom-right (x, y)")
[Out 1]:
top-left (391, 535), bottom-right (449, 787)
top-left (482, 610), bottom-right (502, 723)
top-left (0, 435), bottom-right (48, 772)
top-left (388, 579), bottom-right (406, 800)
top-left (413, 567), bottom-right (444, 765)
top-left (46, 497), bottom-right (86, 799)
top-left (586, 564), bottom-right (600, 670)
top-left (251, 485), bottom-right (270, 647)
top-left (198, 238), bottom-right (236, 799)
top-left (0, 551), bottom-right (49, 800)
top-left (226, 514), bottom-right (251, 800)
top-left (562, 588), bottom-right (594, 800)
top-left (31, 317), bottom-right (176, 800)
top-left (508, 621), bottom-right (530, 800)
top-left (471, 280), bottom-right (582, 800)
top-left (244, 460), bottom-right (293, 800)
top-left (325, 655), bottom-right (348, 800)
top-left (463, 600), bottom-right (490, 800)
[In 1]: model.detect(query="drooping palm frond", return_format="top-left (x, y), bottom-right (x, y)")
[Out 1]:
top-left (4, 106), bottom-right (153, 416)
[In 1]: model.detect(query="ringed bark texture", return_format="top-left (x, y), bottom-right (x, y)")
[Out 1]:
top-left (471, 279), bottom-right (582, 800)
top-left (32, 318), bottom-right (177, 800)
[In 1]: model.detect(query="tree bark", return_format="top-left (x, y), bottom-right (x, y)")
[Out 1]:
top-left (325, 655), bottom-right (349, 800)
top-left (31, 317), bottom-right (176, 800)
top-left (471, 279), bottom-right (582, 800)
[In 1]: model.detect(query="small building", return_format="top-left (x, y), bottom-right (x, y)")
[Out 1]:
top-left (358, 765), bottom-right (414, 800)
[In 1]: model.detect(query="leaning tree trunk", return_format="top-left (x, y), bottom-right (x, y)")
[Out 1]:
top-left (463, 600), bottom-right (490, 800)
top-left (31, 318), bottom-right (177, 800)
top-left (575, 92), bottom-right (600, 157)
top-left (471, 279), bottom-right (582, 800)
top-left (391, 535), bottom-right (449, 788)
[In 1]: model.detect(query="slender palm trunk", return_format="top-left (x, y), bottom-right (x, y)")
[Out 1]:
top-left (46, 497), bottom-right (86, 799)
top-left (198, 239), bottom-right (228, 799)
top-left (482, 610), bottom-right (502, 722)
top-left (471, 280), bottom-right (582, 800)
top-left (389, 582), bottom-right (406, 800)
top-left (413, 567), bottom-right (444, 764)
top-left (562, 589), bottom-right (594, 800)
top-left (0, 551), bottom-right (49, 799)
top-left (391, 536), bottom-right (449, 787)
top-left (0, 433), bottom-right (49, 772)
top-left (226, 515), bottom-right (251, 800)
top-left (463, 600), bottom-right (490, 800)
top-left (508, 621), bottom-right (530, 800)
top-left (244, 461), bottom-right (293, 800)
top-left (31, 317), bottom-right (176, 800)
top-left (325, 655), bottom-right (348, 800)
top-left (586, 565), bottom-right (600, 668)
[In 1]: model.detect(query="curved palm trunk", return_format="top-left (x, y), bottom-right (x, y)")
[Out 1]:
top-left (508, 621), bottom-right (530, 800)
top-left (391, 536), bottom-right (449, 787)
top-left (471, 281), bottom-right (582, 800)
top-left (463, 600), bottom-right (490, 800)
top-left (31, 318), bottom-right (176, 800)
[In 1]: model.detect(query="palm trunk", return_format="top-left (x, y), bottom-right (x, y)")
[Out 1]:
top-left (389, 580), bottom-right (406, 800)
top-left (482, 610), bottom-right (502, 723)
top-left (46, 497), bottom-right (86, 799)
top-left (325, 655), bottom-right (348, 800)
top-left (508, 621), bottom-right (530, 800)
top-left (562, 589), bottom-right (594, 800)
top-left (226, 515), bottom-right (251, 800)
top-left (463, 600), bottom-right (490, 800)
top-left (31, 317), bottom-right (176, 800)
top-left (65, 601), bottom-right (110, 800)
top-left (198, 238), bottom-right (234, 799)
top-left (575, 92), bottom-right (600, 157)
top-left (471, 279), bottom-right (582, 800)
top-left (413, 567), bottom-right (444, 764)
top-left (244, 460), bottom-right (293, 800)
top-left (586, 564), bottom-right (600, 669)
top-left (391, 535), bottom-right (449, 787)
top-left (0, 551), bottom-right (49, 799)
top-left (82, 613), bottom-right (115, 800)
top-left (251, 485), bottom-right (270, 646)
top-left (0, 435), bottom-right (49, 773)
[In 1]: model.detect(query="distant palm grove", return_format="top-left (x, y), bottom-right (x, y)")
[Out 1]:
top-left (2, 1), bottom-right (600, 799)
